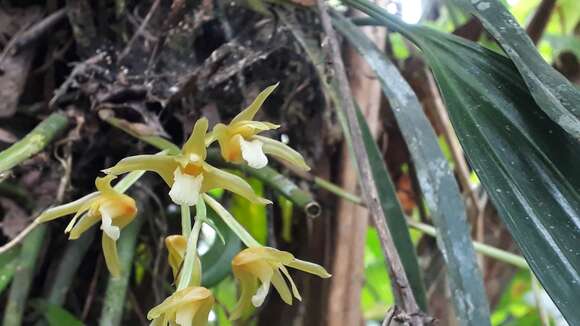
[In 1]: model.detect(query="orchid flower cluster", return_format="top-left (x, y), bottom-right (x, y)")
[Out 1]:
top-left (35, 84), bottom-right (331, 326)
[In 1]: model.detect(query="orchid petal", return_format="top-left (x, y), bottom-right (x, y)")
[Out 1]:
top-left (254, 135), bottom-right (310, 171)
top-left (35, 192), bottom-right (99, 223)
top-left (175, 304), bottom-right (198, 326)
top-left (231, 271), bottom-right (258, 320)
top-left (182, 118), bottom-right (208, 160)
top-left (271, 269), bottom-right (293, 304)
top-left (95, 175), bottom-right (117, 196)
top-left (280, 265), bottom-right (302, 301)
top-left (147, 287), bottom-right (212, 320)
top-left (68, 213), bottom-right (100, 239)
top-left (202, 164), bottom-right (270, 205)
top-left (286, 258), bottom-right (332, 278)
top-left (165, 235), bottom-right (187, 280)
top-left (102, 233), bottom-right (121, 277)
top-left (191, 295), bottom-right (213, 326)
top-left (103, 154), bottom-right (177, 186)
top-left (231, 83), bottom-right (279, 124)
top-left (230, 121), bottom-right (280, 135)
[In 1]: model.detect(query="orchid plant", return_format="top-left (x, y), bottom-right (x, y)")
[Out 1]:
top-left (35, 84), bottom-right (330, 326)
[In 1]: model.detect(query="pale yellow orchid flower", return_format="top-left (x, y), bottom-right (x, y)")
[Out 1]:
top-left (35, 175), bottom-right (137, 277)
top-left (165, 235), bottom-right (201, 286)
top-left (208, 84), bottom-right (310, 171)
top-left (230, 246), bottom-right (331, 320)
top-left (148, 286), bottom-right (214, 326)
top-left (103, 118), bottom-right (269, 206)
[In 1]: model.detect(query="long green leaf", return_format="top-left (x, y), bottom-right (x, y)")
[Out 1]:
top-left (354, 105), bottom-right (428, 311)
top-left (346, 0), bottom-right (580, 322)
top-left (333, 13), bottom-right (490, 325)
top-left (454, 0), bottom-right (580, 140)
top-left (279, 10), bottom-right (428, 310)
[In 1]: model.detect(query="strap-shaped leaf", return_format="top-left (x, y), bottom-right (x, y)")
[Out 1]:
top-left (280, 12), bottom-right (428, 309)
top-left (355, 105), bottom-right (429, 311)
top-left (333, 13), bottom-right (490, 325)
top-left (454, 0), bottom-right (580, 140)
top-left (345, 0), bottom-right (580, 321)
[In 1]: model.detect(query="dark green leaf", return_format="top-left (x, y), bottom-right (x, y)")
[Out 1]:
top-left (355, 105), bottom-right (428, 310)
top-left (454, 0), bottom-right (580, 139)
top-left (280, 11), bottom-right (428, 310)
top-left (333, 13), bottom-right (490, 324)
top-left (346, 1), bottom-right (580, 321)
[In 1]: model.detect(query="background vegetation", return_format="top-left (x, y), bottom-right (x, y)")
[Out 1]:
top-left (0, 0), bottom-right (578, 325)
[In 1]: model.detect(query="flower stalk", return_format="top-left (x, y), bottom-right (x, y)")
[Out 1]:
top-left (177, 198), bottom-right (206, 290)
top-left (181, 205), bottom-right (191, 239)
top-left (202, 194), bottom-right (260, 248)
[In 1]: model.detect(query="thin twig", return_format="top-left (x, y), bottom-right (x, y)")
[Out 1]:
top-left (9, 9), bottom-right (67, 55)
top-left (525, 0), bottom-right (557, 45)
top-left (0, 221), bottom-right (40, 255)
top-left (118, 0), bottom-right (161, 62)
top-left (127, 289), bottom-right (149, 326)
top-left (314, 1), bottom-right (423, 321)
top-left (82, 257), bottom-right (102, 320)
top-left (425, 71), bottom-right (478, 211)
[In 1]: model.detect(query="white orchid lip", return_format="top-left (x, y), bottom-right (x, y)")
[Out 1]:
top-left (169, 168), bottom-right (204, 206)
top-left (239, 137), bottom-right (268, 169)
top-left (251, 281), bottom-right (271, 307)
top-left (99, 207), bottom-right (120, 240)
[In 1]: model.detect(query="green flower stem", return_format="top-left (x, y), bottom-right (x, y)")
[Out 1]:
top-left (2, 225), bottom-right (48, 326)
top-left (313, 176), bottom-right (363, 205)
top-left (203, 194), bottom-right (260, 248)
top-left (312, 176), bottom-right (530, 269)
top-left (0, 113), bottom-right (69, 174)
top-left (177, 199), bottom-right (206, 290)
top-left (408, 221), bottom-right (529, 269)
top-left (181, 205), bottom-right (192, 239)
